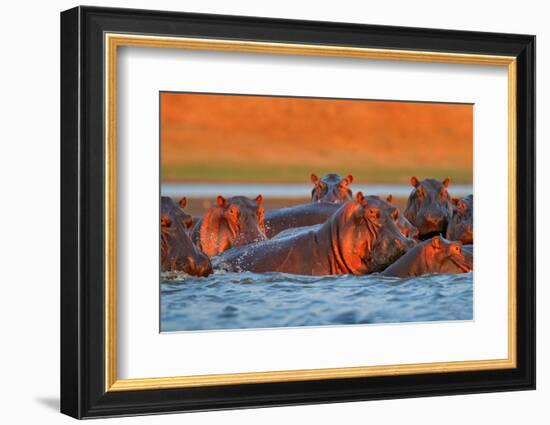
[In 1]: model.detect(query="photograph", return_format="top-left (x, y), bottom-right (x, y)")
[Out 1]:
top-left (57, 5), bottom-right (536, 419)
top-left (159, 92), bottom-right (474, 331)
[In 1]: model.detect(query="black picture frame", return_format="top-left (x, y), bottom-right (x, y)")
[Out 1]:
top-left (61, 5), bottom-right (535, 419)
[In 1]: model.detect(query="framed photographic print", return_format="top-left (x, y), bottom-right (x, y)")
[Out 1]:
top-left (60, 6), bottom-right (535, 419)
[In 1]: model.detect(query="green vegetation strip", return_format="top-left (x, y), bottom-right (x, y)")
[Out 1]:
top-left (162, 164), bottom-right (472, 184)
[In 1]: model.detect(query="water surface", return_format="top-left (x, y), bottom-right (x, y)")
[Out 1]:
top-left (161, 183), bottom-right (473, 199)
top-left (160, 272), bottom-right (473, 332)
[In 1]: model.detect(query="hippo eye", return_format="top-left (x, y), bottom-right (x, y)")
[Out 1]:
top-left (369, 208), bottom-right (380, 219)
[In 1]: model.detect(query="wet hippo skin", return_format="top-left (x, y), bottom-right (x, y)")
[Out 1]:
top-left (447, 194), bottom-right (473, 244)
top-left (161, 196), bottom-right (193, 232)
top-left (264, 202), bottom-right (339, 238)
top-left (160, 213), bottom-right (212, 277)
top-left (382, 235), bottom-right (471, 277)
top-left (404, 176), bottom-right (454, 240)
top-left (371, 194), bottom-right (419, 240)
top-left (193, 195), bottom-right (266, 256)
top-left (214, 192), bottom-right (415, 276)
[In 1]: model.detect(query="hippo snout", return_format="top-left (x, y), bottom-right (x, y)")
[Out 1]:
top-left (185, 254), bottom-right (213, 277)
top-left (196, 258), bottom-right (213, 277)
top-left (424, 214), bottom-right (445, 227)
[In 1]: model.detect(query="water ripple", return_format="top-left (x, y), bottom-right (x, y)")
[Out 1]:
top-left (160, 272), bottom-right (473, 332)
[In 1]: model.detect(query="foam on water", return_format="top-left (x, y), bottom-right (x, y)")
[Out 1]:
top-left (160, 271), bottom-right (473, 332)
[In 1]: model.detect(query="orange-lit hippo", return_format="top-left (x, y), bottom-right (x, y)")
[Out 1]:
top-left (375, 194), bottom-right (419, 240)
top-left (446, 195), bottom-right (473, 244)
top-left (161, 196), bottom-right (193, 232)
top-left (262, 173), bottom-right (354, 238)
top-left (311, 173), bottom-right (354, 203)
top-left (382, 236), bottom-right (471, 277)
top-left (160, 213), bottom-right (212, 276)
top-left (404, 177), bottom-right (454, 240)
top-left (192, 195), bottom-right (266, 256)
top-left (270, 194), bottom-right (419, 241)
top-left (214, 192), bottom-right (415, 275)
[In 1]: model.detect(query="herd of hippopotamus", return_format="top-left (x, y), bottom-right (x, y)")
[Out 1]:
top-left (160, 174), bottom-right (474, 279)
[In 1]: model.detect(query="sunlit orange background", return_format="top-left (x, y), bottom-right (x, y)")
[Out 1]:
top-left (161, 92), bottom-right (472, 184)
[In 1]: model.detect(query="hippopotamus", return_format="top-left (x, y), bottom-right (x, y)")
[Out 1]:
top-left (311, 173), bottom-right (354, 203)
top-left (160, 213), bottom-right (212, 276)
top-left (192, 195), bottom-right (266, 256)
top-left (404, 177), bottom-right (454, 240)
top-left (381, 235), bottom-right (471, 277)
top-left (272, 196), bottom-right (419, 241)
top-left (264, 202), bottom-right (340, 238)
top-left (446, 194), bottom-right (473, 244)
top-left (376, 194), bottom-right (419, 240)
top-left (161, 196), bottom-right (193, 231)
top-left (214, 192), bottom-right (415, 276)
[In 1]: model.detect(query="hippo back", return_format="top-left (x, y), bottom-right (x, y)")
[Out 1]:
top-left (215, 194), bottom-right (415, 275)
top-left (264, 202), bottom-right (339, 238)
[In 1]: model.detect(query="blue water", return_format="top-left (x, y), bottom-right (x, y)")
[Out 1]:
top-left (160, 272), bottom-right (473, 332)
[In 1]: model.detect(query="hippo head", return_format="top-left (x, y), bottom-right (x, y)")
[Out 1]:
top-left (161, 196), bottom-right (193, 231)
top-left (310, 173), bottom-right (354, 203)
top-left (404, 177), bottom-right (453, 239)
top-left (424, 235), bottom-right (472, 274)
top-left (384, 194), bottom-right (420, 240)
top-left (198, 195), bottom-right (266, 256)
top-left (329, 192), bottom-right (415, 274)
top-left (160, 213), bottom-right (212, 276)
top-left (446, 195), bottom-right (473, 244)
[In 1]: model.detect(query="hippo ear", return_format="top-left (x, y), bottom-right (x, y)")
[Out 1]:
top-left (343, 174), bottom-right (354, 185)
top-left (355, 191), bottom-right (365, 204)
top-left (179, 197), bottom-right (187, 209)
top-left (216, 195), bottom-right (228, 208)
top-left (391, 208), bottom-right (400, 221)
top-left (410, 176), bottom-right (420, 187)
top-left (386, 194), bottom-right (393, 203)
top-left (310, 174), bottom-right (319, 185)
top-left (431, 235), bottom-right (441, 249)
top-left (255, 194), bottom-right (263, 206)
top-left (443, 177), bottom-right (450, 188)
top-left (161, 213), bottom-right (172, 227)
